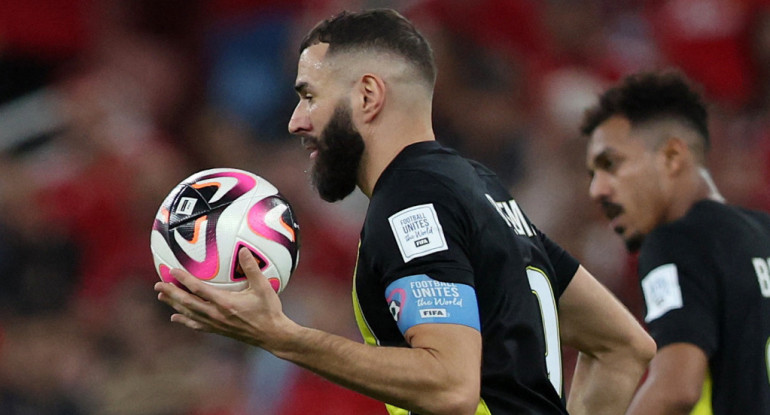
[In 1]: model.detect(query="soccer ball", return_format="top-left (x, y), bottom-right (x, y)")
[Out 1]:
top-left (150, 168), bottom-right (300, 293)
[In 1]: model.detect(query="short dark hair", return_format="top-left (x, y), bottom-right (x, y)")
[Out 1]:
top-left (299, 9), bottom-right (436, 87)
top-left (581, 71), bottom-right (710, 150)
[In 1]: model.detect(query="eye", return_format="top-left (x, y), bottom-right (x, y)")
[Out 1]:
top-left (595, 154), bottom-right (618, 173)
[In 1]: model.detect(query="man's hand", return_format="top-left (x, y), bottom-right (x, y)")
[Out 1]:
top-left (154, 248), bottom-right (481, 414)
top-left (154, 248), bottom-right (297, 349)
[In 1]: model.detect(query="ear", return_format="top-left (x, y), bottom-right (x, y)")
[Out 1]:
top-left (660, 137), bottom-right (690, 175)
top-left (356, 73), bottom-right (386, 123)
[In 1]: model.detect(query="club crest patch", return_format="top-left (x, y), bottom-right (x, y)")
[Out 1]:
top-left (388, 203), bottom-right (448, 263)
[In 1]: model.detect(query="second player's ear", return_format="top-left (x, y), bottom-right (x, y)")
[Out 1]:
top-left (358, 74), bottom-right (385, 123)
top-left (661, 137), bottom-right (689, 175)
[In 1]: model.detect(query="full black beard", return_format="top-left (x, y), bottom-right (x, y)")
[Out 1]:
top-left (312, 103), bottom-right (365, 202)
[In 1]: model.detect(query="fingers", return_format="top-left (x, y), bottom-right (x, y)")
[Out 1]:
top-left (238, 247), bottom-right (273, 293)
top-left (169, 312), bottom-right (207, 331)
top-left (168, 268), bottom-right (217, 302)
top-left (154, 273), bottom-right (219, 323)
top-left (155, 283), bottom-right (227, 332)
top-left (155, 282), bottom-right (202, 315)
top-left (153, 250), bottom-right (280, 341)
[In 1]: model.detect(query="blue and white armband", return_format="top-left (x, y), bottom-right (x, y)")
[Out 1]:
top-left (385, 274), bottom-right (480, 334)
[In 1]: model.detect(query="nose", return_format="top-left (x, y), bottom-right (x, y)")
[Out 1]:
top-left (588, 171), bottom-right (611, 202)
top-left (288, 102), bottom-right (311, 135)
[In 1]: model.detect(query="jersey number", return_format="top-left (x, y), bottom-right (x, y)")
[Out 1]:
top-left (527, 267), bottom-right (563, 396)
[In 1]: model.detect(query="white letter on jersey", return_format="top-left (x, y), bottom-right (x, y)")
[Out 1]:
top-left (752, 257), bottom-right (770, 298)
top-left (641, 263), bottom-right (683, 322)
top-left (484, 194), bottom-right (535, 237)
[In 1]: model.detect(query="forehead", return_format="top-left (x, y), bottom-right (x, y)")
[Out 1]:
top-left (296, 43), bottom-right (331, 86)
top-left (586, 116), bottom-right (649, 164)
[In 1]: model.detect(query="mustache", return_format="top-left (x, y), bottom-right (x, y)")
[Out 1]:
top-left (301, 136), bottom-right (318, 149)
top-left (600, 199), bottom-right (624, 220)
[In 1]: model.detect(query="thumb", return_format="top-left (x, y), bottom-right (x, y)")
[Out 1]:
top-left (238, 247), bottom-right (275, 293)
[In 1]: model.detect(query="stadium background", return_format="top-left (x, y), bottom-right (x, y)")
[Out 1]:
top-left (0, 0), bottom-right (768, 413)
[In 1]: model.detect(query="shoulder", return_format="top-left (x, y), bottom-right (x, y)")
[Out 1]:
top-left (642, 201), bottom-right (727, 252)
top-left (370, 143), bottom-right (482, 217)
top-left (368, 166), bottom-right (463, 226)
top-left (638, 201), bottom-right (722, 278)
top-left (645, 200), bottom-right (770, 251)
top-left (637, 200), bottom-right (770, 284)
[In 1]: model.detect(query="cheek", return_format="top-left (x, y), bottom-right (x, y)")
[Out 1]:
top-left (624, 172), bottom-right (665, 230)
top-left (311, 106), bottom-right (335, 132)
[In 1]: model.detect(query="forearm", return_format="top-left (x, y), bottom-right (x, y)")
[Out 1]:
top-left (625, 344), bottom-right (708, 415)
top-left (269, 323), bottom-right (479, 415)
top-left (567, 350), bottom-right (649, 415)
top-left (559, 267), bottom-right (656, 414)
top-left (155, 262), bottom-right (480, 414)
top-left (625, 381), bottom-right (696, 415)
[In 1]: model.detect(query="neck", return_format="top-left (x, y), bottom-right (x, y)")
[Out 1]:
top-left (666, 167), bottom-right (724, 222)
top-left (700, 167), bottom-right (725, 202)
top-left (357, 116), bottom-right (434, 197)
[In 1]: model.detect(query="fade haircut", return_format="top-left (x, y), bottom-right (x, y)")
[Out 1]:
top-left (581, 71), bottom-right (710, 152)
top-left (299, 9), bottom-right (437, 88)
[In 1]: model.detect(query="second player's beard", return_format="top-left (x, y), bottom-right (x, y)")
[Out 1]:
top-left (312, 102), bottom-right (365, 202)
top-left (602, 199), bottom-right (645, 252)
top-left (624, 233), bottom-right (644, 253)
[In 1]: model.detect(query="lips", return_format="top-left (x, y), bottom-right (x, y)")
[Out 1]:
top-left (301, 136), bottom-right (319, 159)
top-left (599, 200), bottom-right (626, 235)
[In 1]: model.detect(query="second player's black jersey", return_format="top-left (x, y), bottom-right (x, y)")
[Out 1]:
top-left (353, 141), bottom-right (579, 414)
top-left (638, 200), bottom-right (770, 415)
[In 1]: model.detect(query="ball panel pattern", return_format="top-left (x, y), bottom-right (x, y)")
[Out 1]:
top-left (151, 168), bottom-right (299, 293)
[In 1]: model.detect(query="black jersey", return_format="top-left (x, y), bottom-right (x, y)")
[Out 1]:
top-left (638, 200), bottom-right (770, 415)
top-left (353, 141), bottom-right (579, 414)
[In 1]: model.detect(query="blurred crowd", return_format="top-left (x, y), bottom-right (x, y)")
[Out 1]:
top-left (0, 0), bottom-right (768, 414)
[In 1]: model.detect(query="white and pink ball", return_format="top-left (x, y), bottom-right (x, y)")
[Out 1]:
top-left (150, 168), bottom-right (300, 293)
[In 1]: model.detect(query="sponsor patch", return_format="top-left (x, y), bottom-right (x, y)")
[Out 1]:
top-left (641, 263), bottom-right (683, 322)
top-left (384, 274), bottom-right (480, 334)
top-left (388, 204), bottom-right (448, 263)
